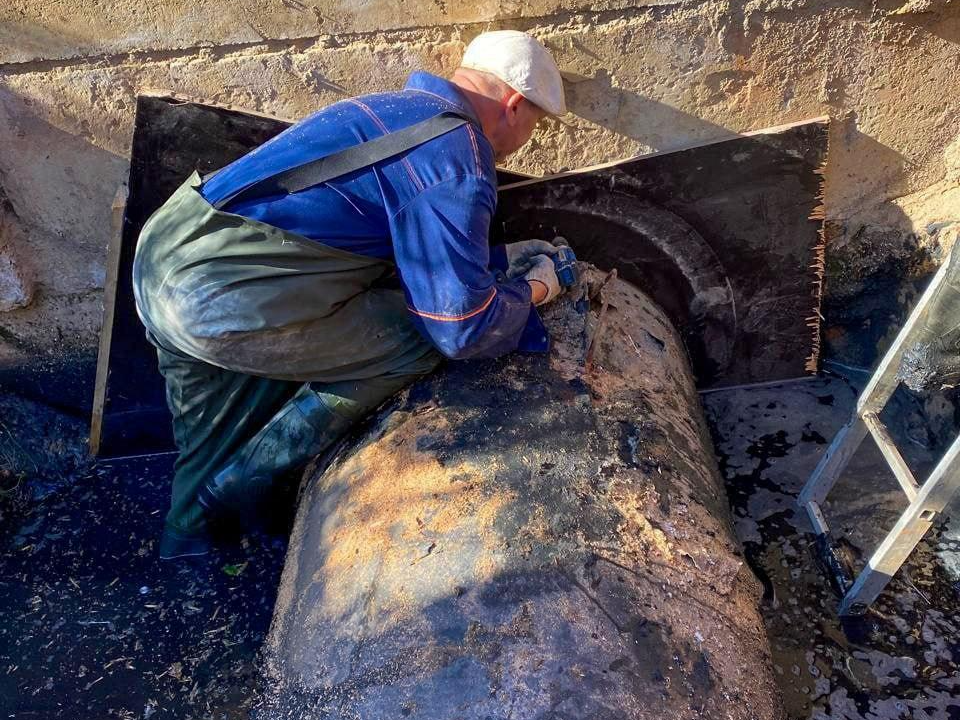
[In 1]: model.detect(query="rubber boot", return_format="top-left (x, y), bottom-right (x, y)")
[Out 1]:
top-left (158, 524), bottom-right (213, 560)
top-left (197, 383), bottom-right (354, 525)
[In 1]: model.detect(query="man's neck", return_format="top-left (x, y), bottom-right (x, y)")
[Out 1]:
top-left (449, 69), bottom-right (502, 140)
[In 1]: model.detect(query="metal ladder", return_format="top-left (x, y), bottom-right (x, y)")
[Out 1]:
top-left (799, 258), bottom-right (960, 615)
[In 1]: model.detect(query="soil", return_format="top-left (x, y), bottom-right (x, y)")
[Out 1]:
top-left (8, 294), bottom-right (960, 719)
top-left (704, 372), bottom-right (960, 719)
top-left (0, 393), bottom-right (287, 720)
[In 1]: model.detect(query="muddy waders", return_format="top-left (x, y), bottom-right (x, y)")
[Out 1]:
top-left (133, 113), bottom-right (470, 559)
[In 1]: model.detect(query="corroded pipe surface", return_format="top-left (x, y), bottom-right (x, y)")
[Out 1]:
top-left (262, 267), bottom-right (784, 719)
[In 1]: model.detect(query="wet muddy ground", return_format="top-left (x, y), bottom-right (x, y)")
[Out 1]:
top-left (704, 372), bottom-right (960, 720)
top-left (0, 393), bottom-right (287, 719)
top-left (6, 368), bottom-right (960, 718)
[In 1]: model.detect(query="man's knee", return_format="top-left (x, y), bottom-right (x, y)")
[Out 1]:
top-left (307, 347), bottom-right (442, 422)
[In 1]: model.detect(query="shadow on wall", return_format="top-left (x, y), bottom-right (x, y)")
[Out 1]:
top-left (823, 0), bottom-right (960, 368)
top-left (827, 115), bottom-right (911, 214)
top-left (822, 115), bottom-right (950, 369)
top-left (562, 68), bottom-right (932, 371)
top-left (0, 90), bottom-right (127, 417)
top-left (0, 190), bottom-right (34, 313)
top-left (875, 0), bottom-right (960, 43)
top-left (0, 20), bottom-right (85, 65)
top-left (563, 69), bottom-right (741, 155)
top-left (0, 11), bottom-right (149, 67)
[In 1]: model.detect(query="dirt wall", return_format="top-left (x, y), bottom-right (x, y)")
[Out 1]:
top-left (0, 0), bottom-right (957, 375)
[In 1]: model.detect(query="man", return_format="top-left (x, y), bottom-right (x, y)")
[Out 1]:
top-left (132, 30), bottom-right (569, 560)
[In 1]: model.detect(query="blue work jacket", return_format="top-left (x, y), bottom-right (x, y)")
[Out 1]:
top-left (201, 71), bottom-right (548, 360)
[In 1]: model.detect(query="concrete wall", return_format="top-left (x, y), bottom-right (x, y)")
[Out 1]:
top-left (0, 0), bottom-right (958, 372)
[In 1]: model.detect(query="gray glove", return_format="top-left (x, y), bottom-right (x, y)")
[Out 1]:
top-left (504, 239), bottom-right (560, 278)
top-left (524, 254), bottom-right (563, 306)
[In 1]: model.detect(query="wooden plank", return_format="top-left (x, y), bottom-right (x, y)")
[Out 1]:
top-left (88, 186), bottom-right (128, 456)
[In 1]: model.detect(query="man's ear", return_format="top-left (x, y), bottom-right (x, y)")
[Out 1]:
top-left (504, 91), bottom-right (525, 126)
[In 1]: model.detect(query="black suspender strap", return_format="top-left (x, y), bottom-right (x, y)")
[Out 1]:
top-left (207, 111), bottom-right (471, 210)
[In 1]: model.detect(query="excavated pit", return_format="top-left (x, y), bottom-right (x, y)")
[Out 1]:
top-left (261, 266), bottom-right (784, 719)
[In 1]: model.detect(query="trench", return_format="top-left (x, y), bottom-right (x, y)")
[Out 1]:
top-left (4, 210), bottom-right (960, 718)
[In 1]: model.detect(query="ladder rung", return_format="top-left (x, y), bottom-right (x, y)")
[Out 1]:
top-left (798, 416), bottom-right (869, 507)
top-left (862, 411), bottom-right (920, 502)
top-left (798, 257), bottom-right (959, 616)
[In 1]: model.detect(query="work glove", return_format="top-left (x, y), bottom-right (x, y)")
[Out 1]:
top-left (504, 239), bottom-right (561, 278)
top-left (524, 254), bottom-right (563, 306)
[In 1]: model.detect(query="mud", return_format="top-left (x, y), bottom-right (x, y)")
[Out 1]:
top-left (704, 374), bottom-right (960, 720)
top-left (0, 393), bottom-right (287, 720)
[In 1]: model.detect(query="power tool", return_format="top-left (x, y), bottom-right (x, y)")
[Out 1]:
top-left (553, 246), bottom-right (579, 288)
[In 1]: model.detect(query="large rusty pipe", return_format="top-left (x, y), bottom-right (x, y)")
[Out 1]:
top-left (261, 267), bottom-right (783, 719)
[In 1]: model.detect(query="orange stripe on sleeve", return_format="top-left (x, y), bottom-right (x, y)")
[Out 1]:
top-left (408, 288), bottom-right (497, 322)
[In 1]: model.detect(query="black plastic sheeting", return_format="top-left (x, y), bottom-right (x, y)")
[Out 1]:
top-left (494, 119), bottom-right (828, 387)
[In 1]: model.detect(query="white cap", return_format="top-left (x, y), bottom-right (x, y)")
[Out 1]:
top-left (461, 30), bottom-right (567, 116)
